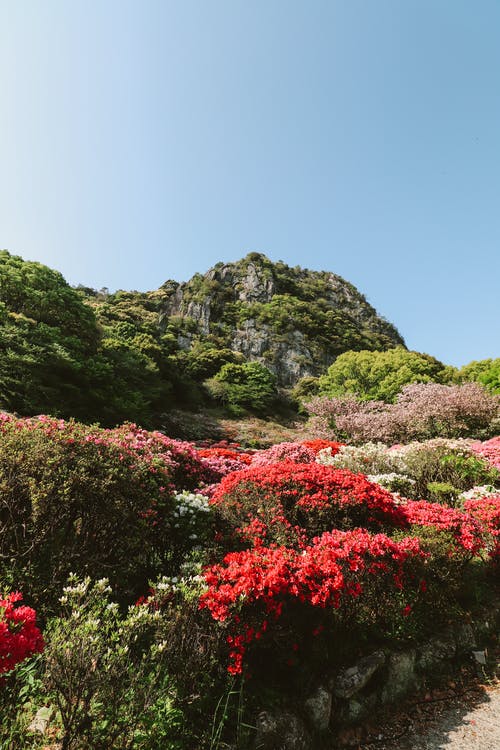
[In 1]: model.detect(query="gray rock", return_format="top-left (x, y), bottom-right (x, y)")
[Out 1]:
top-left (454, 622), bottom-right (478, 652)
top-left (255, 710), bottom-right (312, 750)
top-left (381, 650), bottom-right (418, 704)
top-left (28, 706), bottom-right (53, 735)
top-left (472, 649), bottom-right (487, 665)
top-left (304, 685), bottom-right (332, 732)
top-left (417, 634), bottom-right (456, 670)
top-left (332, 650), bottom-right (386, 699)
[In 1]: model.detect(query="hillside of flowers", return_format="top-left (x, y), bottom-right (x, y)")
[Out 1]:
top-left (1, 412), bottom-right (499, 749)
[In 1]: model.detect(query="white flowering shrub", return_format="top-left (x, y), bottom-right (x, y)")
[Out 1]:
top-left (44, 575), bottom-right (183, 748)
top-left (171, 490), bottom-right (212, 549)
top-left (317, 442), bottom-right (402, 474)
top-left (367, 473), bottom-right (416, 497)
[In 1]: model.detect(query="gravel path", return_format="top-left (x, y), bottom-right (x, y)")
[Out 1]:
top-left (336, 656), bottom-right (500, 750)
top-left (379, 683), bottom-right (500, 750)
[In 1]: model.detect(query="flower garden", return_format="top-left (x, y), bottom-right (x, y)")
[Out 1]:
top-left (1, 409), bottom-right (499, 749)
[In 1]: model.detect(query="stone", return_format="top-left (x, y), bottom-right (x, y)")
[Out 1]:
top-left (304, 685), bottom-right (332, 732)
top-left (332, 650), bottom-right (386, 699)
top-left (381, 650), bottom-right (418, 704)
top-left (28, 706), bottom-right (53, 735)
top-left (472, 649), bottom-right (487, 665)
top-left (255, 710), bottom-right (312, 750)
top-left (454, 622), bottom-right (478, 652)
top-left (417, 634), bottom-right (456, 670)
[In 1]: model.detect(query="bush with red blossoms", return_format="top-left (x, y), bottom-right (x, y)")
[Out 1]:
top-left (301, 439), bottom-right (343, 456)
top-left (0, 592), bottom-right (44, 676)
top-left (200, 530), bottom-right (427, 674)
top-left (464, 495), bottom-right (500, 558)
top-left (211, 462), bottom-right (406, 548)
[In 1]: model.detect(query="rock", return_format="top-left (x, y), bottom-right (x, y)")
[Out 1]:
top-left (255, 710), bottom-right (312, 750)
top-left (158, 254), bottom-right (405, 387)
top-left (454, 622), bottom-right (478, 652)
top-left (381, 650), bottom-right (418, 704)
top-left (417, 635), bottom-right (456, 670)
top-left (332, 650), bottom-right (386, 699)
top-left (472, 649), bottom-right (487, 665)
top-left (304, 685), bottom-right (332, 732)
top-left (28, 706), bottom-right (53, 735)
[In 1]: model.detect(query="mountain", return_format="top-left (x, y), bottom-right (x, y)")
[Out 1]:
top-left (0, 249), bottom-right (404, 426)
top-left (157, 253), bottom-right (404, 386)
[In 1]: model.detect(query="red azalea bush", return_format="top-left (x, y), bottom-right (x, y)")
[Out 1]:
top-left (301, 439), bottom-right (343, 455)
top-left (464, 495), bottom-right (500, 559)
top-left (210, 462), bottom-right (406, 548)
top-left (0, 593), bottom-right (44, 676)
top-left (200, 530), bottom-right (427, 674)
top-left (400, 500), bottom-right (485, 555)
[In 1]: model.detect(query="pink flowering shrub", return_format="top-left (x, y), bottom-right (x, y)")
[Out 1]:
top-left (0, 414), bottom-right (214, 610)
top-left (0, 593), bottom-right (44, 676)
top-left (472, 436), bottom-right (500, 470)
top-left (306, 383), bottom-right (499, 444)
top-left (250, 442), bottom-right (316, 467)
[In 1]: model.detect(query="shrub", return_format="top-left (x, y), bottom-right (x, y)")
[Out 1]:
top-left (472, 435), bottom-right (500, 470)
top-left (0, 415), bottom-right (213, 609)
top-left (306, 383), bottom-right (500, 443)
top-left (318, 347), bottom-right (447, 402)
top-left (205, 362), bottom-right (277, 414)
top-left (250, 442), bottom-right (316, 466)
top-left (200, 530), bottom-right (427, 674)
top-left (0, 592), bottom-right (44, 676)
top-left (211, 462), bottom-right (405, 548)
top-left (44, 576), bottom-right (184, 750)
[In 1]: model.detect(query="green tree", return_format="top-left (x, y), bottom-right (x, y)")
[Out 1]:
top-left (318, 347), bottom-right (447, 402)
top-left (205, 361), bottom-right (277, 414)
top-left (456, 358), bottom-right (500, 394)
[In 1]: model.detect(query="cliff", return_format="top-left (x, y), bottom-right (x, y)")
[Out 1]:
top-left (157, 253), bottom-right (404, 386)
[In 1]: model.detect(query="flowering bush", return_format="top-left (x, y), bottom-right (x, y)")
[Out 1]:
top-left (250, 442), bottom-right (316, 466)
top-left (0, 593), bottom-right (44, 676)
top-left (463, 495), bottom-right (500, 559)
top-left (200, 530), bottom-right (427, 674)
top-left (301, 439), bottom-right (343, 455)
top-left (472, 436), bottom-right (500, 470)
top-left (306, 383), bottom-right (499, 443)
top-left (211, 462), bottom-right (405, 548)
top-left (0, 415), bottom-right (214, 610)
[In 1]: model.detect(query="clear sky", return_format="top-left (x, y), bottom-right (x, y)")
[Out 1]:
top-left (0, 1), bottom-right (499, 367)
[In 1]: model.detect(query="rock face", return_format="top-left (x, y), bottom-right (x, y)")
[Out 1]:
top-left (158, 253), bottom-right (404, 387)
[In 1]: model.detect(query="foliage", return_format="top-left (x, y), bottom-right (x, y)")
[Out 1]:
top-left (319, 347), bottom-right (447, 402)
top-left (306, 382), bottom-right (500, 443)
top-left (456, 358), bottom-right (500, 394)
top-left (0, 415), bottom-right (213, 610)
top-left (43, 576), bottom-right (184, 750)
top-left (205, 362), bottom-right (277, 415)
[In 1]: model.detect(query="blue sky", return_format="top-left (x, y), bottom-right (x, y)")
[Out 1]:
top-left (0, 1), bottom-right (499, 367)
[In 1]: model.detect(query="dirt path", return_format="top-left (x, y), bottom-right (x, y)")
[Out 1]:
top-left (337, 654), bottom-right (500, 750)
top-left (374, 683), bottom-right (500, 750)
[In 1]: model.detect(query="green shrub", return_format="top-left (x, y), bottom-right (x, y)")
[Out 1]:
top-left (205, 362), bottom-right (277, 415)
